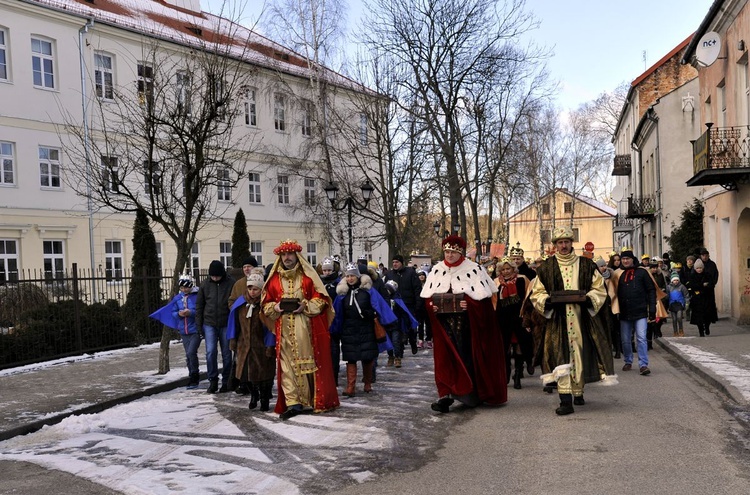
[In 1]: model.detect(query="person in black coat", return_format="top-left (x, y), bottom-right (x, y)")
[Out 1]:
top-left (616, 251), bottom-right (656, 375)
top-left (687, 258), bottom-right (718, 337)
top-left (320, 257), bottom-right (342, 385)
top-left (384, 255), bottom-right (421, 316)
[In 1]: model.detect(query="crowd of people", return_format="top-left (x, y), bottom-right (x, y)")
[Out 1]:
top-left (150, 235), bottom-right (719, 419)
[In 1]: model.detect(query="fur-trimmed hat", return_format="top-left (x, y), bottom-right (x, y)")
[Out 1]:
top-left (551, 226), bottom-right (574, 243)
top-left (442, 235), bottom-right (466, 254)
top-left (273, 239), bottom-right (303, 255)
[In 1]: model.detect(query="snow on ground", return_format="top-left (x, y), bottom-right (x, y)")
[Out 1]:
top-left (670, 342), bottom-right (750, 401)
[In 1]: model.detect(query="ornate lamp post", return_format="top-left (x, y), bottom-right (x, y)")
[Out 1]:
top-left (324, 180), bottom-right (374, 263)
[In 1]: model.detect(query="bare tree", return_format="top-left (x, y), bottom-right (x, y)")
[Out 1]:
top-left (62, 30), bottom-right (260, 373)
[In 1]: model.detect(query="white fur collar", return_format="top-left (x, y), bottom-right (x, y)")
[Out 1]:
top-left (420, 259), bottom-right (497, 300)
top-left (336, 274), bottom-right (373, 295)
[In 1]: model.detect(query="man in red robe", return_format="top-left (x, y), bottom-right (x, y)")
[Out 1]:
top-left (420, 235), bottom-right (507, 412)
top-left (261, 239), bottom-right (339, 420)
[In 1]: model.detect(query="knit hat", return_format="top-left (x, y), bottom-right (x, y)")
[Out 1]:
top-left (620, 250), bottom-right (636, 260)
top-left (242, 256), bottom-right (258, 268)
top-left (594, 256), bottom-right (607, 268)
top-left (670, 273), bottom-right (680, 283)
top-left (693, 259), bottom-right (705, 269)
top-left (246, 273), bottom-right (264, 288)
top-left (344, 262), bottom-right (360, 277)
top-left (208, 260), bottom-right (225, 277)
top-left (178, 274), bottom-right (194, 288)
top-left (392, 254), bottom-right (405, 264)
top-left (321, 257), bottom-right (334, 270)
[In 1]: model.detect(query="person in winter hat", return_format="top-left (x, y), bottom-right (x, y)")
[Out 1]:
top-left (595, 256), bottom-right (621, 359)
top-left (319, 257), bottom-right (343, 385)
top-left (687, 258), bottom-right (718, 337)
top-left (382, 279), bottom-right (419, 367)
top-left (149, 274), bottom-right (201, 389)
top-left (667, 273), bottom-right (690, 337)
top-left (196, 260), bottom-right (235, 393)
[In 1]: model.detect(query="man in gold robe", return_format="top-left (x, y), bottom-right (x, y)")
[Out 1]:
top-left (261, 239), bottom-right (339, 420)
top-left (529, 226), bottom-right (616, 415)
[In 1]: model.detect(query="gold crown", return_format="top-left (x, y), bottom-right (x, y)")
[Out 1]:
top-left (509, 245), bottom-right (524, 256)
top-left (273, 239), bottom-right (303, 255)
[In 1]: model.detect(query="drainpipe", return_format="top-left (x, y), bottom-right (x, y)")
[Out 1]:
top-left (646, 109), bottom-right (662, 257)
top-left (630, 141), bottom-right (643, 255)
top-left (79, 19), bottom-right (96, 301)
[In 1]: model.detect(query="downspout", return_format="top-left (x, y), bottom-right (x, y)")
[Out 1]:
top-left (630, 141), bottom-right (643, 255)
top-left (646, 109), bottom-right (662, 257)
top-left (79, 19), bottom-right (96, 300)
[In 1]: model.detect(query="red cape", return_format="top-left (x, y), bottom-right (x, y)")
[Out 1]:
top-left (426, 296), bottom-right (507, 405)
top-left (263, 272), bottom-right (340, 414)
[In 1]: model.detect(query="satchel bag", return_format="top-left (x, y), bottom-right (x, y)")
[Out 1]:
top-left (373, 317), bottom-right (388, 343)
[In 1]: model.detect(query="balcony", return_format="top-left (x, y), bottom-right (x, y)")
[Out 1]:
top-left (612, 154), bottom-right (632, 176)
top-left (688, 124), bottom-right (750, 190)
top-left (612, 214), bottom-right (636, 232)
top-left (626, 196), bottom-right (656, 219)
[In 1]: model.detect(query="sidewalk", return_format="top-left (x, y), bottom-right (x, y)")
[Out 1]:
top-left (655, 316), bottom-right (750, 406)
top-left (0, 341), bottom-right (192, 441)
top-left (1, 319), bottom-right (749, 443)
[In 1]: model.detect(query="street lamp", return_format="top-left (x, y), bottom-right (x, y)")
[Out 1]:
top-left (324, 180), bottom-right (374, 262)
top-left (452, 223), bottom-right (460, 234)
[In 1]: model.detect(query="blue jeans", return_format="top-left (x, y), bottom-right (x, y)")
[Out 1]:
top-left (386, 325), bottom-right (404, 359)
top-left (203, 325), bottom-right (231, 382)
top-left (181, 333), bottom-right (201, 376)
top-left (620, 318), bottom-right (648, 368)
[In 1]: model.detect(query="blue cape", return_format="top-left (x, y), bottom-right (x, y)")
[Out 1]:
top-left (149, 293), bottom-right (187, 331)
top-left (226, 295), bottom-right (276, 347)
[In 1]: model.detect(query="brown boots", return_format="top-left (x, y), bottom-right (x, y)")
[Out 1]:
top-left (344, 363), bottom-right (357, 397)
top-left (363, 361), bottom-right (374, 393)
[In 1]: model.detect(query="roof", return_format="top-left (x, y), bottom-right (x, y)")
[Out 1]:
top-left (509, 188), bottom-right (616, 220)
top-left (20, 0), bottom-right (371, 94)
top-left (681, 0), bottom-right (725, 64)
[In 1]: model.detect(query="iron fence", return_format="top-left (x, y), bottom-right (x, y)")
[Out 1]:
top-left (0, 264), bottom-right (214, 370)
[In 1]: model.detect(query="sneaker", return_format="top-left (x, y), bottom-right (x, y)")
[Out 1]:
top-left (639, 366), bottom-right (651, 376)
top-left (622, 363), bottom-right (632, 371)
top-left (425, 341), bottom-right (433, 349)
top-left (417, 340), bottom-right (424, 349)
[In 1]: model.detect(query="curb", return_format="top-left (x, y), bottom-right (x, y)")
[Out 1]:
top-left (0, 377), bottom-right (188, 442)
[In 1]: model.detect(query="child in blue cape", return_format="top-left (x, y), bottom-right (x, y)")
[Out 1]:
top-left (149, 274), bottom-right (201, 389)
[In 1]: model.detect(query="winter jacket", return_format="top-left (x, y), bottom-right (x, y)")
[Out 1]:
top-left (171, 288), bottom-right (199, 335)
top-left (617, 267), bottom-right (656, 321)
top-left (384, 266), bottom-right (421, 311)
top-left (687, 271), bottom-right (718, 325)
top-left (667, 283), bottom-right (689, 311)
top-left (196, 273), bottom-right (235, 328)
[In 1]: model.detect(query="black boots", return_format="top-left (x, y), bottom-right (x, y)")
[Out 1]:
top-left (187, 373), bottom-right (199, 390)
top-left (573, 395), bottom-right (585, 406)
top-left (556, 394), bottom-right (574, 415)
top-left (207, 378), bottom-right (219, 394)
top-left (430, 397), bottom-right (454, 413)
top-left (248, 384), bottom-right (260, 410)
top-left (259, 383), bottom-right (272, 412)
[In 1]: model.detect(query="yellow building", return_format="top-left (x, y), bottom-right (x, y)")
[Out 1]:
top-left (509, 189), bottom-right (616, 260)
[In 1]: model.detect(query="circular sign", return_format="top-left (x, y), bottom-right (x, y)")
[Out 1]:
top-left (584, 241), bottom-right (595, 252)
top-left (695, 31), bottom-right (721, 67)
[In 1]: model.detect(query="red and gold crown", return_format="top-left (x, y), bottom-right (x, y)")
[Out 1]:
top-left (273, 239), bottom-right (303, 255)
top-left (509, 244), bottom-right (524, 256)
top-left (442, 235), bottom-right (466, 254)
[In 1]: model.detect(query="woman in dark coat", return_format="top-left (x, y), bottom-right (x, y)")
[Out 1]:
top-left (494, 258), bottom-right (532, 390)
top-left (687, 259), bottom-right (718, 337)
top-left (330, 263), bottom-right (396, 397)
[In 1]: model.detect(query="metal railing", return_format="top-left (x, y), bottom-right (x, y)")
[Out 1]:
top-left (692, 124), bottom-right (750, 174)
top-left (612, 154), bottom-right (632, 176)
top-left (0, 264), bottom-right (211, 370)
top-left (626, 195), bottom-right (656, 218)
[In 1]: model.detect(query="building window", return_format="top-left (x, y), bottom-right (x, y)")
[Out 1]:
top-left (176, 71), bottom-right (191, 115)
top-left (155, 241), bottom-right (163, 272)
top-left (248, 172), bottom-right (261, 203)
top-left (301, 101), bottom-right (313, 137)
top-left (250, 241), bottom-right (263, 266)
top-left (304, 178), bottom-right (315, 206)
top-left (540, 229), bottom-right (551, 243)
top-left (743, 60), bottom-right (750, 125)
top-left (94, 52), bottom-right (114, 100)
top-left (1, 141), bottom-right (15, 185)
top-left (359, 113), bottom-right (368, 145)
top-left (217, 168), bottom-right (231, 201)
top-left (274, 93), bottom-right (286, 131)
top-left (244, 87), bottom-right (257, 126)
top-left (102, 156), bottom-right (119, 193)
top-left (541, 203), bottom-right (550, 216)
top-left (219, 241), bottom-right (231, 268)
top-left (143, 160), bottom-right (161, 196)
top-left (572, 228), bottom-right (580, 242)
top-left (43, 240), bottom-right (64, 282)
top-left (31, 37), bottom-right (55, 89)
top-left (306, 242), bottom-right (317, 266)
top-left (564, 202), bottom-right (572, 214)
top-left (0, 239), bottom-right (19, 284)
top-left (137, 62), bottom-right (154, 108)
top-left (718, 81), bottom-right (726, 127)
top-left (0, 29), bottom-right (9, 81)
top-left (39, 146), bottom-right (61, 188)
top-left (105, 240), bottom-right (124, 282)
top-left (190, 242), bottom-right (200, 275)
top-left (277, 174), bottom-right (289, 204)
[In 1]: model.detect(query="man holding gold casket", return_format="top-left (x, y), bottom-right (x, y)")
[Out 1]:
top-left (529, 226), bottom-right (616, 416)
top-left (421, 235), bottom-right (507, 413)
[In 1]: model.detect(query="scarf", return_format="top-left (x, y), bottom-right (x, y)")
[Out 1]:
top-left (444, 255), bottom-right (465, 268)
